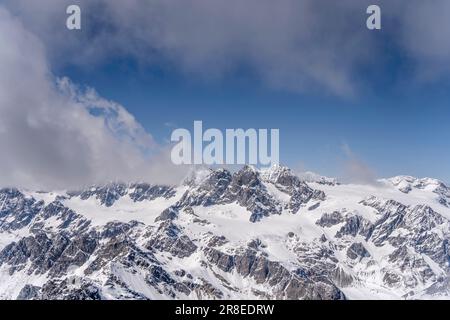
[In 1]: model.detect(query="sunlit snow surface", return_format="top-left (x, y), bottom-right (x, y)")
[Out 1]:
top-left (1, 171), bottom-right (450, 300)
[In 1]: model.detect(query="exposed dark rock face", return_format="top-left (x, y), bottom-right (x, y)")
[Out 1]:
top-left (1, 167), bottom-right (450, 300)
top-left (347, 243), bottom-right (370, 260)
top-left (0, 230), bottom-right (97, 277)
top-left (72, 183), bottom-right (128, 207)
top-left (261, 166), bottom-right (325, 214)
top-left (33, 200), bottom-right (91, 233)
top-left (155, 206), bottom-right (179, 222)
top-left (225, 166), bottom-right (282, 222)
top-left (38, 279), bottom-right (103, 300)
top-left (356, 196), bottom-right (450, 289)
top-left (208, 235), bottom-right (228, 247)
top-left (316, 211), bottom-right (344, 228)
top-left (336, 215), bottom-right (373, 239)
top-left (178, 169), bottom-right (233, 207)
top-left (176, 166), bottom-right (325, 222)
top-left (129, 184), bottom-right (176, 202)
top-left (145, 221), bottom-right (197, 258)
top-left (0, 188), bottom-right (44, 231)
top-left (204, 247), bottom-right (345, 300)
top-left (17, 284), bottom-right (40, 300)
top-left (68, 182), bottom-right (176, 207)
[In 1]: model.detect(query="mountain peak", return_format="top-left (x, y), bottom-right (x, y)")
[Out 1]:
top-left (260, 164), bottom-right (292, 182)
top-left (383, 175), bottom-right (448, 194)
top-left (2, 165), bottom-right (450, 300)
top-left (182, 166), bottom-right (215, 187)
top-left (297, 171), bottom-right (339, 186)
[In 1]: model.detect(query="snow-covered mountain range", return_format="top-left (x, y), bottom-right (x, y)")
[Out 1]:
top-left (0, 165), bottom-right (449, 300)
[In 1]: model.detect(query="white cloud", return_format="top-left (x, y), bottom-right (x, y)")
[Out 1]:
top-left (4, 1), bottom-right (450, 95)
top-left (6, 0), bottom-right (450, 95)
top-left (398, 0), bottom-right (450, 81)
top-left (0, 7), bottom-right (187, 189)
top-left (2, 0), bottom-right (382, 96)
top-left (56, 78), bottom-right (156, 152)
top-left (1, 1), bottom-right (450, 188)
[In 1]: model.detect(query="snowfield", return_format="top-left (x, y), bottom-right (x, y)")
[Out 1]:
top-left (0, 165), bottom-right (449, 300)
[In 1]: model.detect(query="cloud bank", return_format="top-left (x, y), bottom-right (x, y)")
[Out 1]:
top-left (4, 0), bottom-right (450, 95)
top-left (2, 1), bottom-right (450, 188)
top-left (0, 7), bottom-right (187, 189)
top-left (0, 0), bottom-right (384, 96)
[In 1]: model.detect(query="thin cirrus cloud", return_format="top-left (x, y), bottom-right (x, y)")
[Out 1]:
top-left (0, 7), bottom-right (187, 189)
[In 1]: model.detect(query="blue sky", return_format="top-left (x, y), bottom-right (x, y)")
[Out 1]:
top-left (58, 52), bottom-right (450, 182)
top-left (1, 0), bottom-right (450, 188)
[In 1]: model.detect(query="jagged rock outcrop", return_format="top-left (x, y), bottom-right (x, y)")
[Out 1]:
top-left (68, 182), bottom-right (176, 207)
top-left (0, 167), bottom-right (450, 300)
top-left (204, 246), bottom-right (345, 300)
top-left (176, 165), bottom-right (325, 222)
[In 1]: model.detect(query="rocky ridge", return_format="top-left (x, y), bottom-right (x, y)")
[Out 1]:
top-left (0, 165), bottom-right (449, 300)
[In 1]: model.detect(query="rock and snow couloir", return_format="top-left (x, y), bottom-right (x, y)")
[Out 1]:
top-left (0, 165), bottom-right (449, 300)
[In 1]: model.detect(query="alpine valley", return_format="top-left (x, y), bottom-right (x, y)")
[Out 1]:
top-left (0, 165), bottom-right (449, 300)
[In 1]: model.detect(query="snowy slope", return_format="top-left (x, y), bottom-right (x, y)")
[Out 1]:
top-left (0, 166), bottom-right (449, 300)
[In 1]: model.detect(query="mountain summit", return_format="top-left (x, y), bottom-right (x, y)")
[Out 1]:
top-left (0, 166), bottom-right (449, 300)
